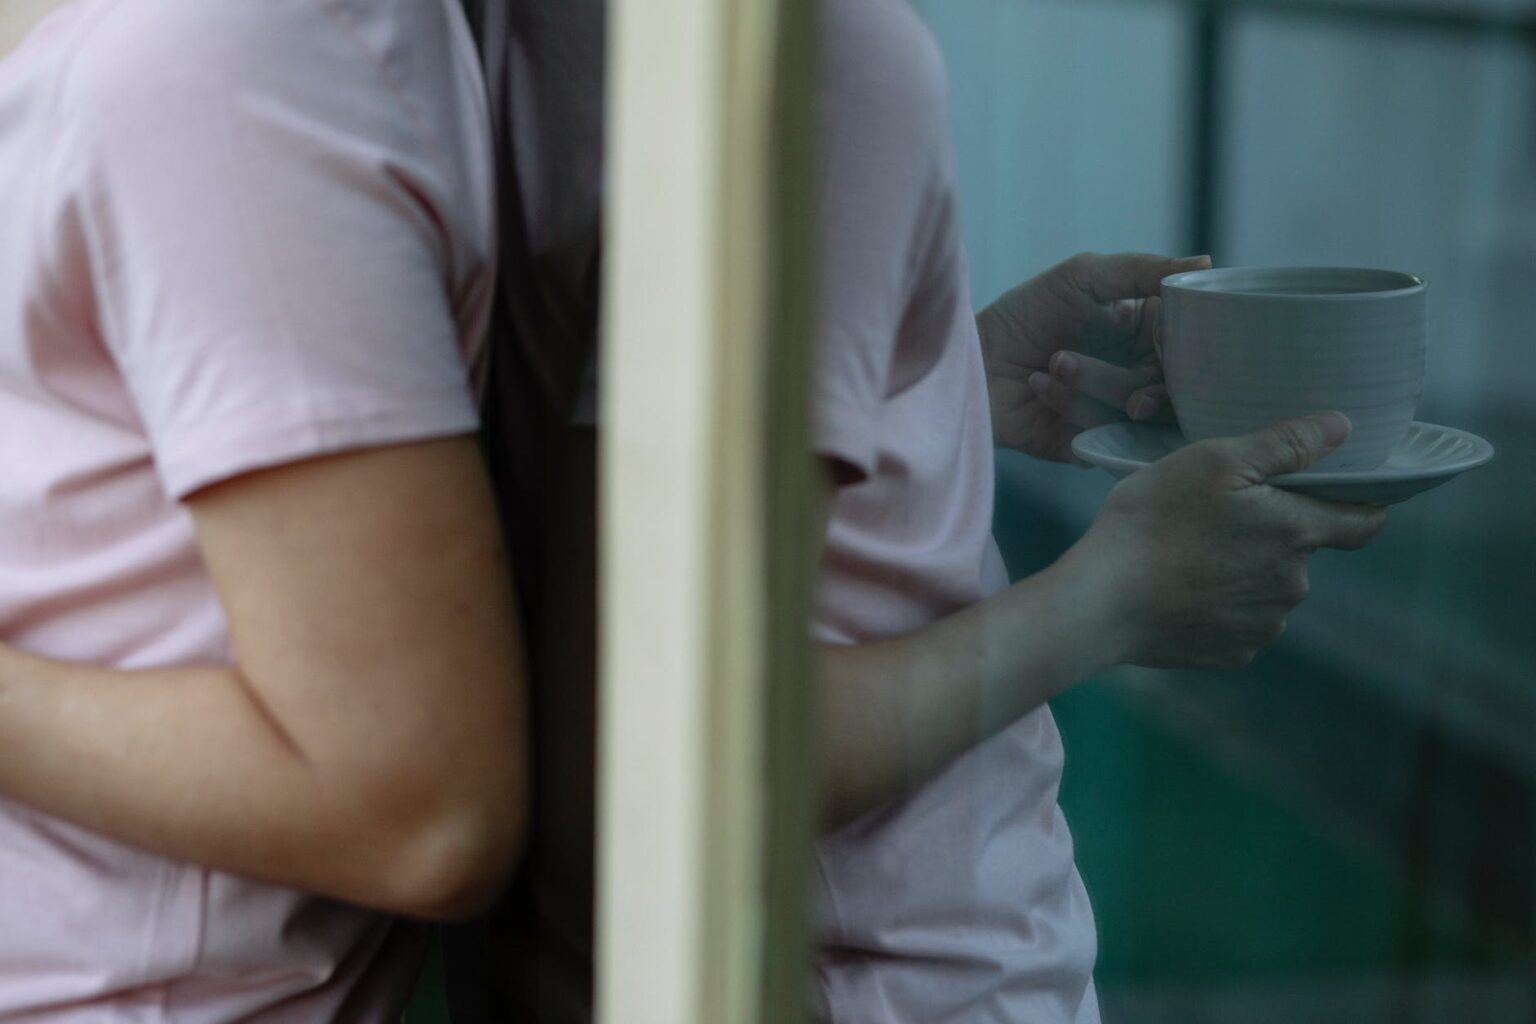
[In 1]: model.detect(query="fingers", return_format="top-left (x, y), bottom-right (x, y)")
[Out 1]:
top-left (1080, 295), bottom-right (1159, 355)
top-left (1132, 295), bottom-right (1161, 355)
top-left (1065, 251), bottom-right (1212, 304)
top-left (1048, 351), bottom-right (1163, 419)
top-left (1032, 352), bottom-right (1180, 429)
top-left (1126, 384), bottom-right (1177, 424)
top-left (1218, 413), bottom-right (1353, 481)
top-left (1290, 495), bottom-right (1389, 551)
top-left (1027, 371), bottom-right (1124, 430)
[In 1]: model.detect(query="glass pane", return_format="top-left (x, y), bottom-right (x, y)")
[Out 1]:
top-left (896, 1), bottom-right (1536, 1021)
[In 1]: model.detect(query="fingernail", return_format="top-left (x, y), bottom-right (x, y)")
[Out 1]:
top-left (1307, 412), bottom-right (1352, 448)
top-left (1130, 395), bottom-right (1159, 420)
top-left (1028, 371), bottom-right (1052, 395)
top-left (1051, 353), bottom-right (1078, 380)
top-left (1175, 254), bottom-right (1212, 268)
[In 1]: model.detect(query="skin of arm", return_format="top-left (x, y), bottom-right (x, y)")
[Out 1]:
top-left (816, 413), bottom-right (1385, 831)
top-left (815, 460), bottom-right (1120, 829)
top-left (0, 438), bottom-right (528, 920)
top-left (818, 556), bottom-right (1120, 831)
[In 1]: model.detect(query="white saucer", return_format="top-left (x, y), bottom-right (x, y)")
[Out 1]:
top-left (1071, 421), bottom-right (1495, 505)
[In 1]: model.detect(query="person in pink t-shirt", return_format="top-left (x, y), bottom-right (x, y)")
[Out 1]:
top-left (0, 1), bottom-right (527, 1020)
top-left (803, 1), bottom-right (1389, 1020)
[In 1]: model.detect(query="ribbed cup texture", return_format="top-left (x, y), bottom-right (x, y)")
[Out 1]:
top-left (1161, 267), bottom-right (1426, 472)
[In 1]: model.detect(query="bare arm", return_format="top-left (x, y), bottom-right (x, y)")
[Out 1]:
top-left (0, 438), bottom-right (527, 920)
top-left (814, 461), bottom-right (1119, 830)
top-left (818, 547), bottom-right (1116, 830)
top-left (815, 414), bottom-right (1384, 832)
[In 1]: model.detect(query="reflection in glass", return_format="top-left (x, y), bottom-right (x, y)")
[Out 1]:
top-left (918, 1), bottom-right (1536, 1020)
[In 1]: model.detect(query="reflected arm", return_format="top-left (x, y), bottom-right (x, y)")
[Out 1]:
top-left (814, 461), bottom-right (1120, 831)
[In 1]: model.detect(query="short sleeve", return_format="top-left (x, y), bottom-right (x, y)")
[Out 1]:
top-left (813, 0), bottom-right (952, 481)
top-left (58, 0), bottom-right (493, 499)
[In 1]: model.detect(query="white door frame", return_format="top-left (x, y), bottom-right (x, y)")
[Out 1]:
top-left (597, 0), bottom-right (817, 1021)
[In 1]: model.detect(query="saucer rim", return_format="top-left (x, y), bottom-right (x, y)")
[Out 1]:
top-left (1072, 420), bottom-right (1496, 485)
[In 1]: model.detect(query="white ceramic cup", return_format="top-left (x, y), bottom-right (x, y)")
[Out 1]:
top-left (1159, 266), bottom-right (1427, 472)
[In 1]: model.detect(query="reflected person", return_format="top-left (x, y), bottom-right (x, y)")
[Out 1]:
top-left (446, 0), bottom-right (1388, 1022)
top-left (806, 0), bottom-right (1386, 1020)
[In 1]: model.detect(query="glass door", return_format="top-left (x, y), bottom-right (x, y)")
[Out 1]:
top-left (919, 0), bottom-right (1536, 1019)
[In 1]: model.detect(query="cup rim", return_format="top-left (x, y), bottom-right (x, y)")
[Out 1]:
top-left (1162, 266), bottom-right (1427, 301)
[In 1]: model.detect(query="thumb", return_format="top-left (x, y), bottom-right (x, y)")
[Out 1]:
top-left (1228, 413), bottom-right (1352, 479)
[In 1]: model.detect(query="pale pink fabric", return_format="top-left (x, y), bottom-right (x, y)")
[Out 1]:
top-left (810, 1), bottom-right (1099, 1020)
top-left (0, 0), bottom-right (494, 1019)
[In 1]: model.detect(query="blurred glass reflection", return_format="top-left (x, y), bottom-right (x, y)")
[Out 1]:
top-left (914, 0), bottom-right (1536, 1020)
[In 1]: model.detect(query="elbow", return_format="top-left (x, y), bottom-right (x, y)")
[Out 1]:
top-left (395, 797), bottom-right (528, 922)
top-left (368, 757), bottom-right (530, 921)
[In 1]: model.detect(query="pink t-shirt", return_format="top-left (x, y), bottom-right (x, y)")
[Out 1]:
top-left (0, 0), bottom-right (493, 1019)
top-left (811, 1), bottom-right (1099, 1020)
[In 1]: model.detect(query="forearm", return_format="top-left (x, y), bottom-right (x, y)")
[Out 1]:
top-left (818, 551), bottom-right (1121, 830)
top-left (0, 647), bottom-right (508, 918)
